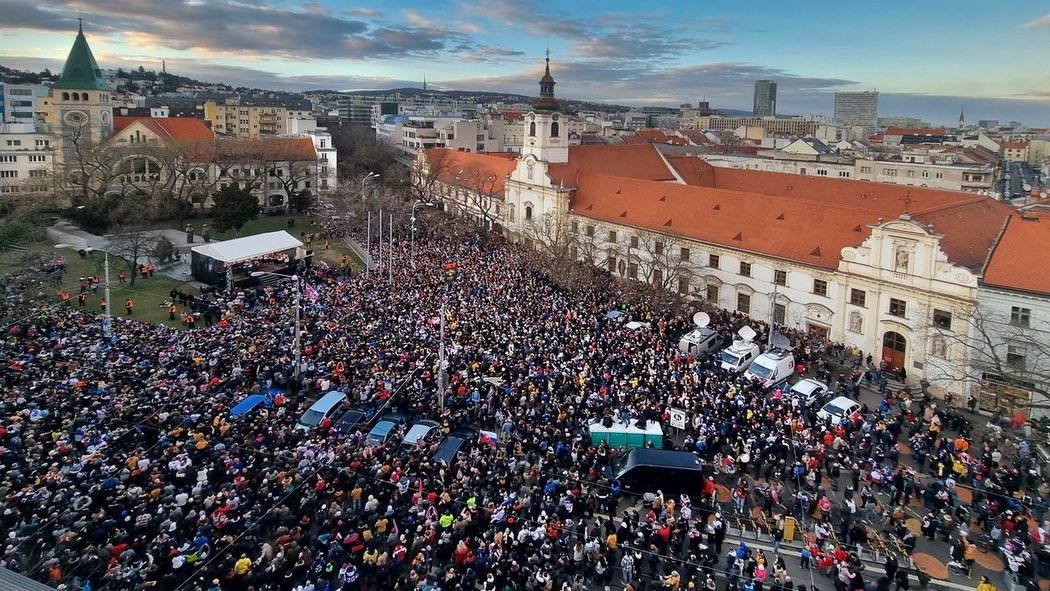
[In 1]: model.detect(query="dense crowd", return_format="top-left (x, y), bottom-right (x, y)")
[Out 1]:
top-left (0, 223), bottom-right (1047, 591)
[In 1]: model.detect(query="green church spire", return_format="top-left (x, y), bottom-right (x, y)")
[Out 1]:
top-left (52, 20), bottom-right (112, 91)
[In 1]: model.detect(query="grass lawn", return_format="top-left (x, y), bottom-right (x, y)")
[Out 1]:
top-left (57, 249), bottom-right (188, 329)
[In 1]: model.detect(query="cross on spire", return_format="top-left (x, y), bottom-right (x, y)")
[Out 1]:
top-left (900, 191), bottom-right (913, 214)
top-left (77, 17), bottom-right (84, 33)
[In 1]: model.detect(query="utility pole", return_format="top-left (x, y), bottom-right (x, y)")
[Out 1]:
top-left (102, 250), bottom-right (111, 337)
top-left (378, 209), bottom-right (383, 277)
top-left (293, 275), bottom-right (301, 379)
top-left (388, 210), bottom-right (393, 284)
top-left (437, 298), bottom-right (447, 412)
top-left (366, 210), bottom-right (371, 278)
top-left (768, 276), bottom-right (780, 346)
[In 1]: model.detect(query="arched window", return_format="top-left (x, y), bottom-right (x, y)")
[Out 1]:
top-left (62, 92), bottom-right (69, 101)
top-left (525, 205), bottom-right (533, 221)
top-left (551, 122), bottom-right (559, 138)
top-left (528, 122), bottom-right (536, 137)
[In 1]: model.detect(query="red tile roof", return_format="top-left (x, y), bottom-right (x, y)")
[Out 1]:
top-left (576, 164), bottom-right (1013, 271)
top-left (113, 116), bottom-right (215, 159)
top-left (620, 134), bottom-right (649, 145)
top-left (214, 137), bottom-right (317, 162)
top-left (1002, 142), bottom-right (1028, 150)
top-left (983, 213), bottom-right (1050, 295)
top-left (678, 130), bottom-right (712, 145)
top-left (429, 148), bottom-right (518, 196)
top-left (886, 128), bottom-right (946, 137)
top-left (547, 144), bottom-right (677, 186)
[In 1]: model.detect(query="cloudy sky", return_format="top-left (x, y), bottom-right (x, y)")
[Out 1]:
top-left (1, 0), bottom-right (1048, 126)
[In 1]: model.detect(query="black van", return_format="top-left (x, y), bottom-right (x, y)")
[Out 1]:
top-left (433, 427), bottom-right (476, 466)
top-left (604, 448), bottom-right (707, 499)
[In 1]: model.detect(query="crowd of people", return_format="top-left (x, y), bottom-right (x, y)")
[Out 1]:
top-left (0, 220), bottom-right (1047, 591)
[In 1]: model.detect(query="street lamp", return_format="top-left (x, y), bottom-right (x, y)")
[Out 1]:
top-left (56, 243), bottom-right (111, 337)
top-left (360, 172), bottom-right (379, 198)
top-left (411, 200), bottom-right (433, 259)
top-left (251, 271), bottom-right (301, 379)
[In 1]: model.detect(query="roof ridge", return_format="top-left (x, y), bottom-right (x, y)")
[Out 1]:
top-left (980, 214), bottom-right (1013, 278)
top-left (911, 196), bottom-right (988, 217)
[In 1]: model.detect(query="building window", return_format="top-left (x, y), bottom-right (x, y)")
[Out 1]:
top-left (708, 253), bottom-right (720, 269)
top-left (654, 241), bottom-right (664, 255)
top-left (883, 168), bottom-right (897, 176)
top-left (816, 169), bottom-right (828, 176)
top-left (737, 292), bottom-right (751, 315)
top-left (0, 171), bottom-right (18, 178)
top-left (935, 172), bottom-right (944, 180)
top-left (678, 275), bottom-right (691, 294)
top-left (680, 247), bottom-right (690, 261)
top-left (1007, 345), bottom-right (1027, 370)
top-left (813, 279), bottom-right (828, 297)
top-left (932, 309), bottom-right (952, 330)
top-left (35, 139), bottom-right (49, 147)
top-left (607, 257), bottom-right (616, 273)
top-left (1010, 307), bottom-right (1030, 327)
top-left (28, 154), bottom-right (45, 162)
top-left (739, 262), bottom-right (751, 277)
top-left (551, 122), bottom-right (559, 137)
top-left (839, 171), bottom-right (850, 178)
top-left (628, 262), bottom-right (638, 279)
top-left (860, 166), bottom-right (872, 173)
top-left (0, 155), bottom-right (15, 163)
top-left (773, 303), bottom-right (786, 325)
top-left (586, 225), bottom-right (595, 238)
top-left (525, 205), bottom-right (533, 221)
top-left (529, 122), bottom-right (536, 137)
top-left (6, 140), bottom-right (22, 147)
top-left (706, 284), bottom-right (719, 303)
top-left (608, 230), bottom-right (617, 242)
top-left (906, 170), bottom-right (915, 178)
top-left (889, 298), bottom-right (907, 318)
top-left (630, 236), bottom-right (639, 248)
top-left (774, 270), bottom-right (787, 286)
top-left (652, 268), bottom-right (663, 287)
top-left (921, 170), bottom-right (929, 178)
top-left (850, 288), bottom-right (866, 307)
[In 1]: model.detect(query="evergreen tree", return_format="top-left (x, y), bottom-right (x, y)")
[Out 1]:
top-left (210, 184), bottom-right (259, 235)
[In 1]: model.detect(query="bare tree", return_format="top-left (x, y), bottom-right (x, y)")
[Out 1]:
top-left (631, 231), bottom-right (698, 292)
top-left (409, 148), bottom-right (453, 206)
top-left (456, 162), bottom-right (503, 229)
top-left (928, 302), bottom-right (1050, 414)
top-left (105, 198), bottom-right (162, 287)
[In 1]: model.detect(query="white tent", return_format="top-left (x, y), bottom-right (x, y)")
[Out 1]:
top-left (191, 231), bottom-right (303, 264)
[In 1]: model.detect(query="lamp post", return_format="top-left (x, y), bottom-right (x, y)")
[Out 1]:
top-left (360, 172), bottom-right (378, 198)
top-left (252, 271), bottom-right (301, 379)
top-left (56, 243), bottom-right (110, 337)
top-left (411, 200), bottom-right (429, 259)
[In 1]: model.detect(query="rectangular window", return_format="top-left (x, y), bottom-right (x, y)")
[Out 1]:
top-left (706, 284), bottom-right (719, 303)
top-left (774, 303), bottom-right (786, 325)
top-left (654, 241), bottom-right (664, 256)
top-left (839, 171), bottom-right (851, 178)
top-left (739, 262), bottom-right (751, 277)
top-left (860, 166), bottom-right (872, 173)
top-left (6, 140), bottom-right (22, 146)
top-left (628, 262), bottom-right (638, 280)
top-left (889, 298), bottom-right (907, 318)
top-left (607, 257), bottom-right (616, 273)
top-left (586, 225), bottom-right (595, 238)
top-left (35, 139), bottom-right (49, 147)
top-left (813, 279), bottom-right (828, 297)
top-left (28, 154), bottom-right (45, 162)
top-left (608, 230), bottom-right (617, 242)
top-left (571, 221), bottom-right (579, 234)
top-left (921, 170), bottom-right (930, 178)
top-left (652, 268), bottom-right (663, 287)
top-left (906, 170), bottom-right (915, 178)
top-left (678, 275), bottom-right (691, 295)
top-left (0, 171), bottom-right (18, 178)
top-left (1007, 345), bottom-right (1027, 369)
top-left (1010, 307), bottom-right (1031, 327)
top-left (774, 270), bottom-right (787, 286)
top-left (935, 172), bottom-right (944, 179)
top-left (630, 236), bottom-right (639, 248)
top-left (883, 168), bottom-right (897, 176)
top-left (0, 155), bottom-right (15, 163)
top-left (816, 169), bottom-right (828, 176)
top-left (708, 254), bottom-right (720, 269)
top-left (932, 309), bottom-right (952, 330)
top-left (680, 247), bottom-right (690, 261)
top-left (28, 170), bottom-right (46, 178)
top-left (737, 292), bottom-right (751, 315)
top-left (850, 288), bottom-right (866, 307)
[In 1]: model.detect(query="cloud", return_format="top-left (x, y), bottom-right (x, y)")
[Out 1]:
top-left (0, 0), bottom-right (500, 61)
top-left (1023, 13), bottom-right (1050, 27)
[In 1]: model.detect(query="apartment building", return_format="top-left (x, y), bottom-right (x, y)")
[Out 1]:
top-left (204, 99), bottom-right (288, 138)
top-left (696, 115), bottom-right (819, 137)
top-left (0, 123), bottom-right (54, 195)
top-left (0, 83), bottom-right (49, 124)
top-left (834, 91), bottom-right (879, 133)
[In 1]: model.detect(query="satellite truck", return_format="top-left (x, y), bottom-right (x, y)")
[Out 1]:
top-left (677, 312), bottom-right (726, 356)
top-left (719, 325), bottom-right (761, 373)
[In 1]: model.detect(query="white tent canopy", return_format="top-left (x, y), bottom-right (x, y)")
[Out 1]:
top-left (191, 231), bottom-right (303, 264)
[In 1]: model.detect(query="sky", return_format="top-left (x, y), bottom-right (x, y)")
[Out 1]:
top-left (1, 0), bottom-right (1048, 127)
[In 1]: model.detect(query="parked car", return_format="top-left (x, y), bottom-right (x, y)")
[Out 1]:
top-left (789, 379), bottom-right (831, 407)
top-left (334, 408), bottom-right (371, 433)
top-left (433, 426), bottom-right (477, 466)
top-left (296, 391), bottom-right (347, 431)
top-left (401, 419), bottom-right (442, 448)
top-left (365, 411), bottom-right (410, 445)
top-left (816, 396), bottom-right (862, 425)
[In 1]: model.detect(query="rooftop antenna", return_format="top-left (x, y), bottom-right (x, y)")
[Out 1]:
top-left (423, 73), bottom-right (426, 92)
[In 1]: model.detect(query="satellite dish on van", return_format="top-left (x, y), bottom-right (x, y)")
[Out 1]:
top-left (770, 333), bottom-right (792, 350)
top-left (692, 312), bottom-right (711, 327)
top-left (1023, 184), bottom-right (1032, 192)
top-left (737, 325), bottom-right (757, 342)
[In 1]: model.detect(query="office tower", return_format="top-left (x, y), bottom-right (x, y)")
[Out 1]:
top-left (833, 91), bottom-right (879, 133)
top-left (753, 80), bottom-right (777, 117)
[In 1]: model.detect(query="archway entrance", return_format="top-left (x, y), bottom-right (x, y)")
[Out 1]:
top-left (882, 331), bottom-right (907, 372)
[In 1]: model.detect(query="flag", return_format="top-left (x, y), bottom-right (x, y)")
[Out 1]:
top-left (305, 283), bottom-right (319, 303)
top-left (479, 430), bottom-right (499, 447)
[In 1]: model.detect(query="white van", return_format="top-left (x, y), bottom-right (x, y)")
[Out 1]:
top-left (678, 327), bottom-right (725, 356)
top-left (720, 340), bottom-right (760, 373)
top-left (817, 396), bottom-right (862, 424)
top-left (296, 391), bottom-right (347, 430)
top-left (743, 349), bottom-right (795, 388)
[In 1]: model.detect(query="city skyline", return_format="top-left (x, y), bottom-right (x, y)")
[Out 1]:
top-left (0, 0), bottom-right (1048, 126)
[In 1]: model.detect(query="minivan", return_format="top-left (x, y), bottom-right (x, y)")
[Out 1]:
top-left (743, 349), bottom-right (795, 388)
top-left (719, 340), bottom-right (760, 373)
top-left (296, 391), bottom-right (347, 430)
top-left (604, 448), bottom-right (706, 499)
top-left (678, 327), bottom-right (725, 356)
top-left (816, 396), bottom-right (862, 425)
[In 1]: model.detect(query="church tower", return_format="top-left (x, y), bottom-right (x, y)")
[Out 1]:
top-left (522, 53), bottom-right (568, 164)
top-left (49, 21), bottom-right (114, 158)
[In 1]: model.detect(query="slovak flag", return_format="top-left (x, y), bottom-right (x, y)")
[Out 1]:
top-left (305, 283), bottom-right (319, 303)
top-left (479, 430), bottom-right (499, 447)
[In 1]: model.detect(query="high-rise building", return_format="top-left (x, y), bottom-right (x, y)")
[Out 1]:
top-left (833, 91), bottom-right (879, 133)
top-left (753, 80), bottom-right (777, 117)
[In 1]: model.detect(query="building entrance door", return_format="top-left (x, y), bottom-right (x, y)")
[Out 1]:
top-left (881, 331), bottom-right (907, 372)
